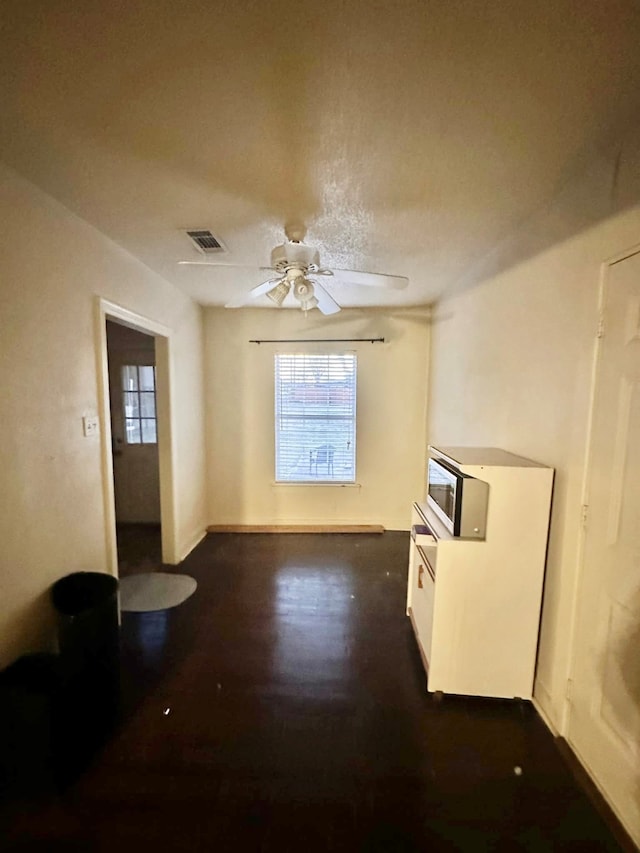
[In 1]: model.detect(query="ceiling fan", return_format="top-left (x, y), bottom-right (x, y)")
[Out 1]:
top-left (179, 238), bottom-right (408, 315)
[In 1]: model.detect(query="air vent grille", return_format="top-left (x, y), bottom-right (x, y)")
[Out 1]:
top-left (185, 230), bottom-right (225, 254)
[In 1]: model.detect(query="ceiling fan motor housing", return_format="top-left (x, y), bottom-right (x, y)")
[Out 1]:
top-left (271, 241), bottom-right (320, 271)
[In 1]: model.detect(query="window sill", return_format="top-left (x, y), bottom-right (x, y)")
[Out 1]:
top-left (272, 481), bottom-right (361, 488)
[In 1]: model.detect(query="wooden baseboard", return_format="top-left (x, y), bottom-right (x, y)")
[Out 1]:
top-left (178, 528), bottom-right (208, 563)
top-left (206, 524), bottom-right (385, 534)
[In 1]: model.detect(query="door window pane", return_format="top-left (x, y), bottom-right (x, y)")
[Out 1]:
top-left (140, 392), bottom-right (156, 418)
top-left (124, 391), bottom-right (140, 417)
top-left (139, 365), bottom-right (155, 391)
top-left (141, 419), bottom-right (157, 443)
top-left (126, 418), bottom-right (141, 444)
top-left (122, 365), bottom-right (157, 445)
top-left (122, 365), bottom-right (138, 391)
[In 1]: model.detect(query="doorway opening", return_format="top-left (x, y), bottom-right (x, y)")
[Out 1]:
top-left (106, 321), bottom-right (162, 577)
top-left (95, 298), bottom-right (177, 579)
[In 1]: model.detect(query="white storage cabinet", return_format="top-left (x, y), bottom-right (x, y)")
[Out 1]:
top-left (407, 447), bottom-right (554, 700)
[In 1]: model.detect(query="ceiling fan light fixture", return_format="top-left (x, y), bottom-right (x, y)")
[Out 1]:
top-left (293, 279), bottom-right (313, 299)
top-left (266, 279), bottom-right (290, 306)
top-left (292, 279), bottom-right (319, 312)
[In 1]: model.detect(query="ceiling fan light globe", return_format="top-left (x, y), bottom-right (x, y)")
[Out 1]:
top-left (266, 280), bottom-right (290, 306)
top-left (293, 279), bottom-right (314, 300)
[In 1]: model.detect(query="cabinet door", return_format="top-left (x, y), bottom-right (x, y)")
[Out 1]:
top-left (411, 548), bottom-right (436, 670)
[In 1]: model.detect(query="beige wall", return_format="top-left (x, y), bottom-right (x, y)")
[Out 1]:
top-left (0, 164), bottom-right (207, 668)
top-left (428, 195), bottom-right (640, 730)
top-left (204, 307), bottom-right (430, 529)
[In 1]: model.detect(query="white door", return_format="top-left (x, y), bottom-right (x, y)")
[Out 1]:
top-left (567, 249), bottom-right (640, 844)
top-left (106, 322), bottom-right (161, 524)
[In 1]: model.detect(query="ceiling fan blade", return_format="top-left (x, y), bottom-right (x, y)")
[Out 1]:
top-left (225, 277), bottom-right (283, 308)
top-left (314, 268), bottom-right (334, 276)
top-left (179, 261), bottom-right (275, 272)
top-left (330, 269), bottom-right (408, 289)
top-left (313, 281), bottom-right (341, 315)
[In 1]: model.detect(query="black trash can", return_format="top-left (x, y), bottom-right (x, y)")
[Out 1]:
top-left (0, 653), bottom-right (62, 798)
top-left (51, 572), bottom-right (120, 780)
top-left (51, 572), bottom-right (119, 681)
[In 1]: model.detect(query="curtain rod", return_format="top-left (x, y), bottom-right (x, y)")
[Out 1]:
top-left (249, 337), bottom-right (385, 344)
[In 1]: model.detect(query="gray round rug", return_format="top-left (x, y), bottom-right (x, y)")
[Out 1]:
top-left (119, 572), bottom-right (197, 613)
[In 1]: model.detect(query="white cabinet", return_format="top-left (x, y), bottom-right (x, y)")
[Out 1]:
top-left (406, 447), bottom-right (554, 700)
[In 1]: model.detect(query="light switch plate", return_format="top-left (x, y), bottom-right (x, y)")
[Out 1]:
top-left (83, 416), bottom-right (99, 437)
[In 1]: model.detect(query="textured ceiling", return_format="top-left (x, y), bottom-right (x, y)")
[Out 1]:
top-left (1, 0), bottom-right (640, 308)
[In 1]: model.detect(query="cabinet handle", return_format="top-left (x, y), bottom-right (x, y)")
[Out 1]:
top-left (418, 565), bottom-right (424, 589)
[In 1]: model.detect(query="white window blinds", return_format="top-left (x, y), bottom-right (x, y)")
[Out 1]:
top-left (275, 353), bottom-right (357, 483)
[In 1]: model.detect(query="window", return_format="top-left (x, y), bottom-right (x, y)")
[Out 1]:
top-left (122, 365), bottom-right (157, 444)
top-left (275, 353), bottom-right (356, 483)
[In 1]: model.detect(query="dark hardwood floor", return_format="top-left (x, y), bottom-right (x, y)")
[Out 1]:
top-left (0, 532), bottom-right (631, 851)
top-left (116, 523), bottom-right (163, 577)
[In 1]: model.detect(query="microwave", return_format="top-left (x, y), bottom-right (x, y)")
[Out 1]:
top-left (427, 455), bottom-right (489, 539)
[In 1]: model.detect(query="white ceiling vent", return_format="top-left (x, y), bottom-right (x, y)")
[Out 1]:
top-left (184, 229), bottom-right (226, 254)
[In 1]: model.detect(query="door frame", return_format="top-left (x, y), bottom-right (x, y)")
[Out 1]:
top-left (564, 239), bottom-right (640, 736)
top-left (94, 297), bottom-right (178, 575)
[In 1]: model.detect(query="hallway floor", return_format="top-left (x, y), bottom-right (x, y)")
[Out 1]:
top-left (116, 523), bottom-right (163, 577)
top-left (1, 532), bottom-right (629, 851)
